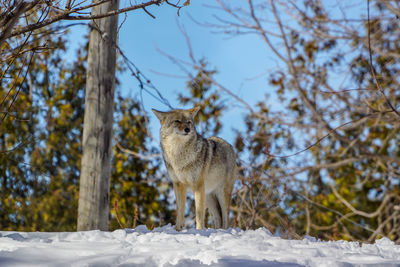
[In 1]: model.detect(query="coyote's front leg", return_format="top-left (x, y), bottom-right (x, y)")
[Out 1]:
top-left (173, 182), bottom-right (186, 230)
top-left (194, 182), bottom-right (205, 229)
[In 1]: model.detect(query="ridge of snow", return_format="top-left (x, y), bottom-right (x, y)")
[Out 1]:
top-left (1, 225), bottom-right (399, 266)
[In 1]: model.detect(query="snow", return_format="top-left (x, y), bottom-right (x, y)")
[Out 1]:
top-left (0, 225), bottom-right (399, 267)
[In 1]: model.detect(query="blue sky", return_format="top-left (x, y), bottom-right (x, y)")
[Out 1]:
top-left (105, 1), bottom-right (274, 144)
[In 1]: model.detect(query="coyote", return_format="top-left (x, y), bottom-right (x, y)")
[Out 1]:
top-left (152, 107), bottom-right (237, 230)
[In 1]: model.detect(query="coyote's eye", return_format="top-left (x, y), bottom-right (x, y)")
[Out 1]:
top-left (174, 120), bottom-right (181, 123)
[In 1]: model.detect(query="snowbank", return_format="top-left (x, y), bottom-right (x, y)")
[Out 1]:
top-left (0, 225), bottom-right (399, 266)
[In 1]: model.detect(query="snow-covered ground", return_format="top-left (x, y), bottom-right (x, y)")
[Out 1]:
top-left (0, 225), bottom-right (399, 267)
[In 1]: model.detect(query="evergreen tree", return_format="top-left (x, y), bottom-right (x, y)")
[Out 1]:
top-left (1, 28), bottom-right (173, 232)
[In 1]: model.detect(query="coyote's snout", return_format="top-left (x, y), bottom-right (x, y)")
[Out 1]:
top-left (152, 107), bottom-right (237, 230)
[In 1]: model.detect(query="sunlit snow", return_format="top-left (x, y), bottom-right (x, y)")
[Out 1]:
top-left (1, 225), bottom-right (399, 266)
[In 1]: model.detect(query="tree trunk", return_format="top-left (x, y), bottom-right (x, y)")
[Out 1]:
top-left (77, 0), bottom-right (119, 231)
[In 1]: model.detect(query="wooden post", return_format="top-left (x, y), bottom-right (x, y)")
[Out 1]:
top-left (77, 0), bottom-right (119, 231)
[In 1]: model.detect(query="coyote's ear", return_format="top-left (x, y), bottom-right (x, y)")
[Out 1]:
top-left (152, 109), bottom-right (167, 122)
top-left (189, 106), bottom-right (200, 118)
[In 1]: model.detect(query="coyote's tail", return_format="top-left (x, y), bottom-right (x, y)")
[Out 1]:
top-left (207, 193), bottom-right (223, 228)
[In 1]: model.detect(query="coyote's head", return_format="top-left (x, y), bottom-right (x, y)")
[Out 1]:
top-left (152, 107), bottom-right (200, 138)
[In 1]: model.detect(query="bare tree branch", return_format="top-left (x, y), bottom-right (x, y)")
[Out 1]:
top-left (330, 184), bottom-right (391, 219)
top-left (114, 137), bottom-right (161, 160)
top-left (367, 0), bottom-right (400, 118)
top-left (6, 0), bottom-right (171, 39)
top-left (0, 0), bottom-right (42, 48)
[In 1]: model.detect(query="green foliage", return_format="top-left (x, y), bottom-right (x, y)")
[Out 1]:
top-left (0, 24), bottom-right (86, 230)
top-left (0, 24), bottom-right (172, 231)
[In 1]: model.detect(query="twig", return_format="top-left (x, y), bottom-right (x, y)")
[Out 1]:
top-left (65, 0), bottom-right (72, 10)
top-left (319, 88), bottom-right (371, 94)
top-left (266, 111), bottom-right (394, 158)
top-left (142, 6), bottom-right (156, 19)
top-left (368, 210), bottom-right (399, 243)
top-left (1, 51), bottom-right (35, 124)
top-left (165, 0), bottom-right (183, 16)
top-left (114, 137), bottom-right (161, 160)
top-left (132, 204), bottom-right (139, 228)
top-left (158, 210), bottom-right (163, 226)
top-left (114, 200), bottom-right (126, 229)
top-left (0, 0), bottom-right (41, 48)
top-left (330, 184), bottom-right (391, 219)
top-left (295, 191), bottom-right (375, 233)
top-left (367, 0), bottom-right (400, 118)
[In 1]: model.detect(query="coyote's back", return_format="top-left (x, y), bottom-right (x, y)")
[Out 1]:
top-left (152, 107), bottom-right (237, 229)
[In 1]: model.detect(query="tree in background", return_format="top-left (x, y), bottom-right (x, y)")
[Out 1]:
top-left (24, 40), bottom-right (86, 231)
top-left (0, 11), bottom-right (173, 232)
top-left (0, 6), bottom-right (81, 230)
top-left (0, 37), bottom-right (174, 231)
top-left (232, 103), bottom-right (292, 234)
top-left (201, 0), bottom-right (400, 242)
top-left (1, 0), bottom-right (186, 231)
